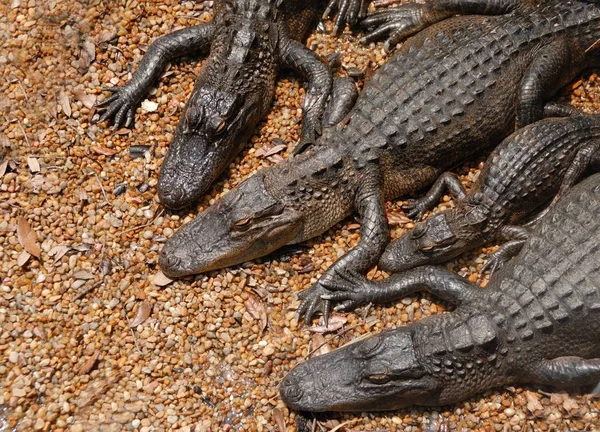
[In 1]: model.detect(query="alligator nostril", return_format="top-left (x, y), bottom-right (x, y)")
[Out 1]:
top-left (159, 187), bottom-right (187, 209)
top-left (159, 250), bottom-right (181, 270)
top-left (280, 377), bottom-right (303, 403)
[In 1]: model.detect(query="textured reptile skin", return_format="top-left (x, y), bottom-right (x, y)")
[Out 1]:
top-left (97, 0), bottom-right (333, 210)
top-left (159, 0), bottom-right (600, 323)
top-left (379, 114), bottom-right (600, 273)
top-left (281, 174), bottom-right (600, 412)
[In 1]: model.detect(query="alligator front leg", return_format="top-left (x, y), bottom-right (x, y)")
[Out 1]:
top-left (517, 38), bottom-right (586, 127)
top-left (279, 38), bottom-right (333, 155)
top-left (297, 183), bottom-right (389, 323)
top-left (360, 0), bottom-right (525, 51)
top-left (482, 225), bottom-right (529, 275)
top-left (96, 24), bottom-right (215, 128)
top-left (403, 172), bottom-right (468, 220)
top-left (320, 265), bottom-right (480, 311)
top-left (324, 0), bottom-right (371, 34)
top-left (528, 357), bottom-right (600, 388)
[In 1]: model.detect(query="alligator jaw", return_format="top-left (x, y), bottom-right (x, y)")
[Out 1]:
top-left (280, 328), bottom-right (440, 412)
top-left (159, 172), bottom-right (303, 277)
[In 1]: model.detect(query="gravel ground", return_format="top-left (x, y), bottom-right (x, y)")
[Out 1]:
top-left (1, 1), bottom-right (600, 431)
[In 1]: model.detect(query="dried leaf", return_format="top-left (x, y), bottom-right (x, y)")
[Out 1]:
top-left (309, 314), bottom-right (347, 334)
top-left (17, 217), bottom-right (41, 258)
top-left (263, 144), bottom-right (287, 158)
top-left (73, 270), bottom-right (94, 280)
top-left (129, 301), bottom-right (152, 327)
top-left (76, 374), bottom-right (121, 408)
top-left (72, 89), bottom-right (97, 109)
top-left (267, 154), bottom-right (284, 164)
top-left (153, 271), bottom-right (173, 287)
top-left (78, 350), bottom-right (100, 375)
top-left (27, 156), bottom-right (40, 173)
top-left (79, 37), bottom-right (96, 72)
top-left (311, 333), bottom-right (332, 357)
top-left (388, 212), bottom-right (410, 226)
top-left (97, 28), bottom-right (117, 44)
top-left (0, 160), bottom-right (8, 178)
top-left (524, 391), bottom-right (544, 415)
top-left (91, 145), bottom-right (118, 156)
top-left (272, 407), bottom-right (287, 432)
top-left (141, 100), bottom-right (158, 113)
top-left (244, 292), bottom-right (268, 333)
top-left (48, 244), bottom-right (71, 263)
top-left (17, 250), bottom-right (31, 267)
top-left (562, 395), bottom-right (579, 412)
top-left (58, 91), bottom-right (71, 117)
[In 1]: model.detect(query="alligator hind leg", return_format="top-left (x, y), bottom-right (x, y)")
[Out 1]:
top-left (96, 24), bottom-right (215, 128)
top-left (518, 38), bottom-right (586, 128)
top-left (360, 0), bottom-right (526, 51)
top-left (280, 38), bottom-right (333, 155)
top-left (402, 172), bottom-right (468, 220)
top-left (482, 225), bottom-right (530, 276)
top-left (529, 357), bottom-right (600, 388)
top-left (320, 265), bottom-right (480, 310)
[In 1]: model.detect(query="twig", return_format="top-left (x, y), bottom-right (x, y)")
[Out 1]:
top-left (121, 208), bottom-right (165, 235)
top-left (16, 118), bottom-right (30, 146)
top-left (126, 316), bottom-right (143, 354)
top-left (16, 79), bottom-right (31, 110)
top-left (93, 172), bottom-right (111, 206)
top-left (73, 280), bottom-right (104, 301)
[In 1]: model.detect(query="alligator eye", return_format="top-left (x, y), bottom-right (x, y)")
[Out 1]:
top-left (419, 244), bottom-right (435, 252)
top-left (411, 223), bottom-right (428, 239)
top-left (215, 119), bottom-right (227, 135)
top-left (368, 374), bottom-right (392, 384)
top-left (233, 216), bottom-right (252, 228)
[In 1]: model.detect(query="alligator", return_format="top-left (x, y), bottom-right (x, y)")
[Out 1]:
top-left (158, 0), bottom-right (600, 322)
top-left (96, 0), bottom-right (338, 210)
top-left (377, 112), bottom-right (600, 275)
top-left (280, 173), bottom-right (600, 412)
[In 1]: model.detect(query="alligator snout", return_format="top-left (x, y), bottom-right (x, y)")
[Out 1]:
top-left (158, 187), bottom-right (189, 211)
top-left (280, 374), bottom-right (305, 407)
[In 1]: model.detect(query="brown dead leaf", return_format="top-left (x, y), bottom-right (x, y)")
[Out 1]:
top-left (91, 145), bottom-right (118, 156)
top-left (73, 270), bottom-right (94, 280)
top-left (78, 36), bottom-right (96, 72)
top-left (17, 217), bottom-right (41, 258)
top-left (153, 271), bottom-right (173, 287)
top-left (72, 89), bottom-right (97, 109)
top-left (244, 292), bottom-right (268, 333)
top-left (562, 395), bottom-right (579, 412)
top-left (272, 407), bottom-right (286, 432)
top-left (388, 212), bottom-right (410, 226)
top-left (17, 250), bottom-right (31, 267)
top-left (58, 91), bottom-right (71, 117)
top-left (129, 301), bottom-right (152, 327)
top-left (311, 333), bottom-right (332, 357)
top-left (267, 154), bottom-right (284, 164)
top-left (76, 374), bottom-right (121, 408)
top-left (26, 156), bottom-right (40, 173)
top-left (97, 28), bottom-right (117, 44)
top-left (263, 144), bottom-right (287, 157)
top-left (78, 350), bottom-right (100, 375)
top-left (524, 391), bottom-right (544, 415)
top-left (48, 244), bottom-right (71, 263)
top-left (309, 314), bottom-right (347, 334)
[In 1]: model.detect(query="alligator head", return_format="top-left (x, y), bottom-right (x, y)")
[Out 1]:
top-left (157, 84), bottom-right (263, 210)
top-left (159, 171), bottom-right (303, 277)
top-left (159, 143), bottom-right (356, 277)
top-left (280, 328), bottom-right (441, 412)
top-left (379, 204), bottom-right (487, 272)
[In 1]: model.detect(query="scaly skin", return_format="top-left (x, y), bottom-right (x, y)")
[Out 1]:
top-left (378, 114), bottom-right (600, 274)
top-left (97, 0), bottom-right (334, 210)
top-left (159, 0), bottom-right (600, 323)
top-left (281, 174), bottom-right (600, 412)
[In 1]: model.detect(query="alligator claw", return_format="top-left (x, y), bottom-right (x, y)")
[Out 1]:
top-left (320, 269), bottom-right (376, 310)
top-left (296, 284), bottom-right (333, 325)
top-left (402, 199), bottom-right (427, 220)
top-left (323, 0), bottom-right (369, 34)
top-left (482, 253), bottom-right (506, 277)
top-left (95, 85), bottom-right (140, 128)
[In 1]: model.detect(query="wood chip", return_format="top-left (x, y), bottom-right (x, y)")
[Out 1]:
top-left (78, 350), bottom-right (100, 375)
top-left (129, 301), bottom-right (152, 327)
top-left (388, 212), bottom-right (410, 226)
top-left (17, 217), bottom-right (41, 258)
top-left (141, 100), bottom-right (158, 113)
top-left (152, 271), bottom-right (173, 287)
top-left (26, 156), bottom-right (40, 173)
top-left (244, 292), bottom-right (268, 333)
top-left (308, 314), bottom-right (347, 334)
top-left (272, 408), bottom-right (287, 432)
top-left (0, 160), bottom-right (8, 178)
top-left (263, 144), bottom-right (287, 158)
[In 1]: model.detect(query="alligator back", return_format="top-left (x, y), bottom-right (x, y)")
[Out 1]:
top-left (488, 173), bottom-right (600, 364)
top-left (327, 1), bottom-right (600, 198)
top-left (473, 115), bottom-right (600, 223)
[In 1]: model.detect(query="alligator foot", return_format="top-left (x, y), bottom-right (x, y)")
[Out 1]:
top-left (482, 239), bottom-right (526, 276)
top-left (324, 0), bottom-right (370, 34)
top-left (95, 85), bottom-right (140, 128)
top-left (296, 283), bottom-right (332, 325)
top-left (360, 4), bottom-right (452, 52)
top-left (320, 269), bottom-right (382, 311)
top-left (402, 198), bottom-right (430, 220)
